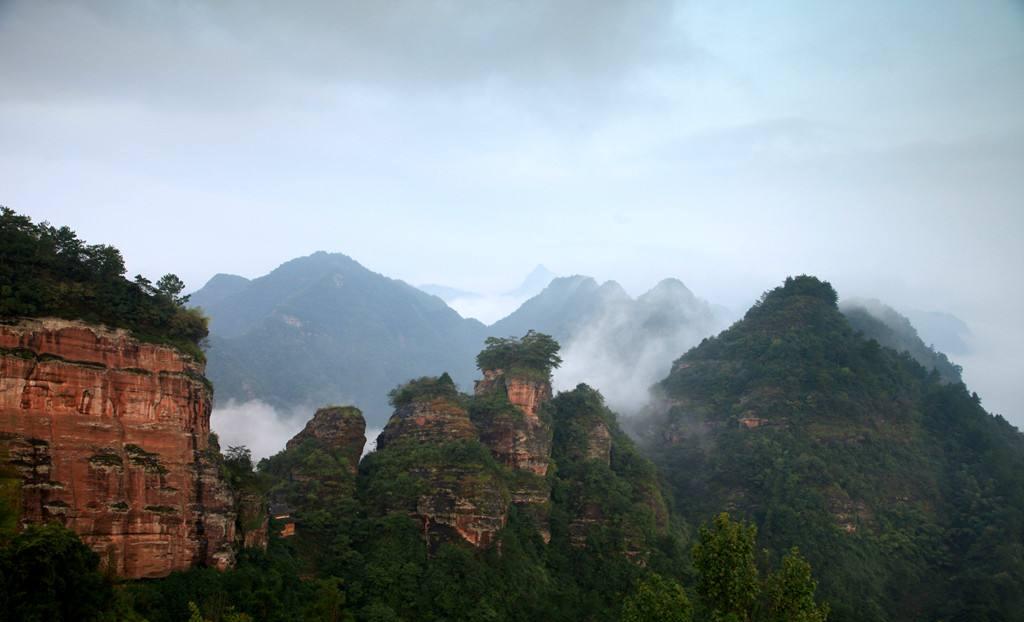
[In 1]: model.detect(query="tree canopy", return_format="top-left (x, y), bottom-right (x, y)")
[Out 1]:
top-left (0, 207), bottom-right (208, 360)
top-left (476, 330), bottom-right (562, 379)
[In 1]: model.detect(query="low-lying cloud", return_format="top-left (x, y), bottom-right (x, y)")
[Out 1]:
top-left (554, 283), bottom-right (728, 415)
top-left (212, 399), bottom-right (384, 461)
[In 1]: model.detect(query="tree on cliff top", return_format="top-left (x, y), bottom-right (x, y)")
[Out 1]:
top-left (0, 206), bottom-right (208, 360)
top-left (476, 330), bottom-right (562, 379)
top-left (387, 372), bottom-right (461, 408)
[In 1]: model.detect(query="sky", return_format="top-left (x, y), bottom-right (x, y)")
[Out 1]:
top-left (2, 0), bottom-right (1023, 423)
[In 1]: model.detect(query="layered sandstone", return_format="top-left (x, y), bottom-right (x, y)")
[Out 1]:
top-left (286, 405), bottom-right (366, 474)
top-left (472, 370), bottom-right (552, 476)
top-left (0, 318), bottom-right (237, 578)
top-left (376, 397), bottom-right (477, 452)
top-left (472, 370), bottom-right (553, 541)
top-left (374, 390), bottom-right (509, 550)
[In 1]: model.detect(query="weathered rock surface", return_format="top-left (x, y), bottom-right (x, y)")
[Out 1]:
top-left (0, 318), bottom-right (237, 578)
top-left (472, 370), bottom-right (554, 541)
top-left (412, 462), bottom-right (509, 550)
top-left (376, 397), bottom-right (476, 452)
top-left (286, 405), bottom-right (366, 474)
top-left (373, 390), bottom-right (510, 551)
top-left (473, 370), bottom-right (552, 476)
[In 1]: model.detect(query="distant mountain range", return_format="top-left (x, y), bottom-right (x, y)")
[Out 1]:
top-left (418, 264), bottom-right (557, 304)
top-left (190, 255), bottom-right (726, 425)
top-left (192, 252), bottom-right (486, 424)
top-left (191, 253), bottom-right (968, 427)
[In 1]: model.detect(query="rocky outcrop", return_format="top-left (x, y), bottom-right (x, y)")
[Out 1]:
top-left (472, 370), bottom-right (553, 541)
top-left (412, 462), bottom-right (510, 550)
top-left (286, 406), bottom-right (366, 474)
top-left (473, 370), bottom-right (552, 475)
top-left (0, 318), bottom-right (237, 578)
top-left (376, 397), bottom-right (477, 451)
top-left (372, 388), bottom-right (510, 551)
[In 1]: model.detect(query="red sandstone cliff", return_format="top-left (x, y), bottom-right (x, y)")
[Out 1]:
top-left (472, 370), bottom-right (552, 475)
top-left (0, 318), bottom-right (237, 578)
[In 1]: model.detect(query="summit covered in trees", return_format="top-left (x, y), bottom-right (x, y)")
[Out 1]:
top-left (0, 207), bottom-right (208, 360)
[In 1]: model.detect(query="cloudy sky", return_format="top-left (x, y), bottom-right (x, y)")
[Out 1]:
top-left (2, 0), bottom-right (1022, 421)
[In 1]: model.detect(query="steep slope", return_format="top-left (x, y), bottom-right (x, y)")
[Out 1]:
top-left (0, 209), bottom-right (247, 579)
top-left (0, 319), bottom-right (237, 578)
top-left (642, 276), bottom-right (1024, 621)
top-left (841, 297), bottom-right (962, 383)
top-left (192, 252), bottom-right (488, 425)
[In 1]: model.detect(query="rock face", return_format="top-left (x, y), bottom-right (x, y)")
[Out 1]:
top-left (376, 397), bottom-right (477, 452)
top-left (473, 370), bottom-right (552, 475)
top-left (0, 318), bottom-right (237, 578)
top-left (412, 461), bottom-right (510, 550)
top-left (373, 390), bottom-right (510, 551)
top-left (472, 370), bottom-right (553, 540)
top-left (286, 406), bottom-right (366, 474)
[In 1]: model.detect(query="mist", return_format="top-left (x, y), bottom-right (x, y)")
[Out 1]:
top-left (211, 399), bottom-right (386, 461)
top-left (3, 0), bottom-right (1022, 425)
top-left (553, 280), bottom-right (727, 415)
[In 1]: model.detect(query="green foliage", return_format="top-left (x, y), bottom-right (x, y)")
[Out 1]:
top-left (0, 523), bottom-right (114, 621)
top-left (476, 330), bottom-right (562, 380)
top-left (0, 449), bottom-right (20, 537)
top-left (761, 548), bottom-right (828, 622)
top-left (649, 274), bottom-right (1024, 621)
top-left (692, 513), bottom-right (760, 622)
top-left (621, 573), bottom-right (692, 622)
top-left (0, 206), bottom-right (208, 360)
top-left (386, 373), bottom-right (460, 408)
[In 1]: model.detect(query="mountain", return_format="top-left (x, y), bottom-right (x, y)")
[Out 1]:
top-left (505, 263), bottom-right (557, 298)
top-left (640, 275), bottom-right (1024, 621)
top-left (197, 263), bottom-right (724, 425)
top-left (187, 273), bottom-right (251, 311)
top-left (191, 251), bottom-right (487, 425)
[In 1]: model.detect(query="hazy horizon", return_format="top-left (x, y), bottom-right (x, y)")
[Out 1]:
top-left (2, 0), bottom-right (1021, 425)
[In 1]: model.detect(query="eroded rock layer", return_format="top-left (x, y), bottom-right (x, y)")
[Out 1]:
top-left (376, 398), bottom-right (476, 452)
top-left (286, 405), bottom-right (366, 474)
top-left (473, 371), bottom-right (552, 476)
top-left (0, 318), bottom-right (236, 578)
top-left (374, 392), bottom-right (510, 551)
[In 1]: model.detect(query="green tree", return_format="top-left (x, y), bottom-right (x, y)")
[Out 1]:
top-left (476, 330), bottom-right (562, 378)
top-left (0, 523), bottom-right (114, 621)
top-left (156, 273), bottom-right (190, 306)
top-left (621, 573), bottom-right (692, 622)
top-left (761, 548), bottom-right (828, 622)
top-left (692, 512), bottom-right (759, 622)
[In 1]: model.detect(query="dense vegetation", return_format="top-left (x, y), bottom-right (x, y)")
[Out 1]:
top-left (0, 207), bottom-right (207, 360)
top-left (841, 298), bottom-right (963, 383)
top-left (3, 209), bottom-right (1016, 621)
top-left (645, 275), bottom-right (1024, 621)
top-left (476, 329), bottom-right (563, 380)
top-left (386, 372), bottom-right (461, 408)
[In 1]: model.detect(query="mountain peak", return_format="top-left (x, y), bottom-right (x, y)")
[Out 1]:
top-left (506, 264), bottom-right (557, 298)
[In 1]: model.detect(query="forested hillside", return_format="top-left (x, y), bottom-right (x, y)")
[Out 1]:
top-left (641, 275), bottom-right (1024, 621)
